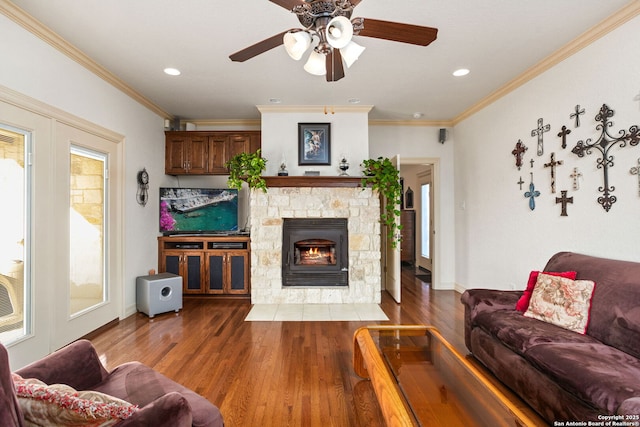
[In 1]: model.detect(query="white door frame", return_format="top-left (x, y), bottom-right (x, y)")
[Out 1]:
top-left (399, 157), bottom-right (440, 290)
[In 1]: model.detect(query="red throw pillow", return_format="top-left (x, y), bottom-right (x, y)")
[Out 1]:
top-left (515, 270), bottom-right (577, 312)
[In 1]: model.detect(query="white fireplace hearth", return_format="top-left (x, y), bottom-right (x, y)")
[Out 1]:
top-left (249, 177), bottom-right (381, 304)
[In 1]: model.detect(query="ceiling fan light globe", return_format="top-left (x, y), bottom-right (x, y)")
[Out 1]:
top-left (284, 31), bottom-right (311, 61)
top-left (341, 41), bottom-right (365, 68)
top-left (326, 16), bottom-right (353, 49)
top-left (304, 50), bottom-right (327, 76)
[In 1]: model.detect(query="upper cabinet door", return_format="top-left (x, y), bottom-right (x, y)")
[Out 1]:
top-left (165, 131), bottom-right (261, 176)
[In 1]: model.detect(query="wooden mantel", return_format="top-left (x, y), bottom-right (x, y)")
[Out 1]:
top-left (264, 176), bottom-right (366, 188)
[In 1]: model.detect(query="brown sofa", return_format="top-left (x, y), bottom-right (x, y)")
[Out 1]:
top-left (0, 339), bottom-right (223, 427)
top-left (461, 252), bottom-right (640, 423)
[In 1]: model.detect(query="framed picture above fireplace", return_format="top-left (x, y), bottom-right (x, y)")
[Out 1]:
top-left (298, 123), bottom-right (331, 165)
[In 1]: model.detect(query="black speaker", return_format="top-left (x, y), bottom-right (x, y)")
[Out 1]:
top-left (439, 128), bottom-right (447, 144)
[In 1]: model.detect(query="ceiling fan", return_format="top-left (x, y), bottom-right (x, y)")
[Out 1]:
top-left (229, 0), bottom-right (438, 82)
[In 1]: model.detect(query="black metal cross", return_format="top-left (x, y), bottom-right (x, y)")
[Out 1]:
top-left (531, 118), bottom-right (550, 156)
top-left (555, 190), bottom-right (573, 217)
top-left (557, 125), bottom-right (571, 149)
top-left (571, 104), bottom-right (640, 211)
top-left (511, 140), bottom-right (527, 170)
top-left (544, 152), bottom-right (563, 194)
top-left (570, 104), bottom-right (585, 128)
top-left (517, 176), bottom-right (524, 190)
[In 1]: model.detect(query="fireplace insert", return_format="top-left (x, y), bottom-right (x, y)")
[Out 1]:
top-left (282, 218), bottom-right (348, 287)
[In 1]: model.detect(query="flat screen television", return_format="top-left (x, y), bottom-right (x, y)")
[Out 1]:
top-left (159, 187), bottom-right (239, 235)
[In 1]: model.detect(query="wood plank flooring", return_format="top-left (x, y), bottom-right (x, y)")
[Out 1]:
top-left (86, 267), bottom-right (468, 426)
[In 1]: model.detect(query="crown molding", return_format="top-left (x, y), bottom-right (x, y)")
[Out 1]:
top-left (256, 105), bottom-right (374, 114)
top-left (186, 119), bottom-right (262, 128)
top-left (0, 0), bottom-right (172, 120)
top-left (452, 1), bottom-right (640, 125)
top-left (369, 119), bottom-right (453, 127)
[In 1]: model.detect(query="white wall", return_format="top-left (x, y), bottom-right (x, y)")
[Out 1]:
top-left (0, 14), bottom-right (169, 318)
top-left (368, 125), bottom-right (456, 290)
top-left (453, 14), bottom-right (640, 291)
top-left (259, 108), bottom-right (370, 176)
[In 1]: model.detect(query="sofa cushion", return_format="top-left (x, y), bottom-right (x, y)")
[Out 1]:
top-left (515, 270), bottom-right (577, 312)
top-left (92, 362), bottom-right (223, 427)
top-left (474, 310), bottom-right (599, 356)
top-left (13, 374), bottom-right (137, 427)
top-left (524, 273), bottom-right (595, 334)
top-left (525, 343), bottom-right (640, 414)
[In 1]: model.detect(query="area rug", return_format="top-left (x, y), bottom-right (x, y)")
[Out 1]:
top-left (245, 303), bottom-right (389, 322)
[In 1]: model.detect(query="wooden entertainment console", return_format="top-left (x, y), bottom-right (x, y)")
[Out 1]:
top-left (158, 235), bottom-right (250, 296)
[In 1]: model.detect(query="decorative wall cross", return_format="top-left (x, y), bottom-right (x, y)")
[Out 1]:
top-left (631, 158), bottom-right (640, 196)
top-left (530, 158), bottom-right (535, 168)
top-left (544, 152), bottom-right (563, 193)
top-left (511, 140), bottom-right (528, 170)
top-left (531, 118), bottom-right (551, 156)
top-left (570, 167), bottom-right (582, 191)
top-left (557, 126), bottom-right (571, 149)
top-left (571, 104), bottom-right (640, 211)
top-left (524, 173), bottom-right (540, 211)
top-left (517, 176), bottom-right (524, 190)
top-left (570, 104), bottom-right (585, 127)
top-left (555, 190), bottom-right (573, 217)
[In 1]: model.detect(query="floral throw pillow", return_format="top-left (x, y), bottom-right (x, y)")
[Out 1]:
top-left (515, 270), bottom-right (577, 312)
top-left (524, 273), bottom-right (595, 334)
top-left (12, 374), bottom-right (137, 427)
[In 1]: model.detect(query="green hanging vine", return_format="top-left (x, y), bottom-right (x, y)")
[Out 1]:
top-left (226, 149), bottom-right (268, 192)
top-left (361, 157), bottom-right (403, 248)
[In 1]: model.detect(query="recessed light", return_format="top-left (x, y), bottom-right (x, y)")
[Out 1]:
top-left (164, 68), bottom-right (181, 76)
top-left (413, 112), bottom-right (424, 119)
top-left (453, 68), bottom-right (470, 77)
top-left (269, 98), bottom-right (282, 104)
top-left (348, 98), bottom-right (361, 104)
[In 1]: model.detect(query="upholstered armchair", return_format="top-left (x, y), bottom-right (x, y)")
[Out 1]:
top-left (0, 339), bottom-right (223, 426)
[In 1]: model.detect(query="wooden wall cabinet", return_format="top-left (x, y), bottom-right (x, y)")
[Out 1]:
top-left (158, 236), bottom-right (250, 296)
top-left (165, 131), bottom-right (260, 175)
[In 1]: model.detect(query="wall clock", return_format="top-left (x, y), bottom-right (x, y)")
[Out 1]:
top-left (137, 168), bottom-right (149, 206)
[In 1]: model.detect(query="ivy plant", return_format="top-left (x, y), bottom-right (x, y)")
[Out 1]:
top-left (226, 149), bottom-right (268, 192)
top-left (361, 157), bottom-right (403, 248)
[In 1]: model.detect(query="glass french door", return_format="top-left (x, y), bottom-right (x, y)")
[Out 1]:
top-left (52, 122), bottom-right (120, 350)
top-left (0, 125), bottom-right (31, 345)
top-left (1, 94), bottom-right (122, 366)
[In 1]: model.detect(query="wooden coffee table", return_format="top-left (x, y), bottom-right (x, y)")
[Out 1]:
top-left (353, 325), bottom-right (546, 427)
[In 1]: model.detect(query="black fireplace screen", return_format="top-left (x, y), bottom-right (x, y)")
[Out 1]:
top-left (282, 218), bottom-right (348, 287)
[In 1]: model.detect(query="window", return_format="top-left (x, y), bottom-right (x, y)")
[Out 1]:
top-left (0, 125), bottom-right (31, 344)
top-left (69, 146), bottom-right (108, 316)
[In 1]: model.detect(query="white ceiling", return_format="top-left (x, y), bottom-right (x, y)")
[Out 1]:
top-left (9, 0), bottom-right (634, 122)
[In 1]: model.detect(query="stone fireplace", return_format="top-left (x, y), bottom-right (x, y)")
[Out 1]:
top-left (249, 177), bottom-right (381, 304)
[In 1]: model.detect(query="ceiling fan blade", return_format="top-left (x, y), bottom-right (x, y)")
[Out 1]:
top-left (268, 0), bottom-right (305, 10)
top-left (229, 31), bottom-right (290, 62)
top-left (326, 49), bottom-right (345, 82)
top-left (355, 18), bottom-right (438, 46)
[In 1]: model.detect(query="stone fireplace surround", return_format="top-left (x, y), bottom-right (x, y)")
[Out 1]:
top-left (249, 176), bottom-right (381, 304)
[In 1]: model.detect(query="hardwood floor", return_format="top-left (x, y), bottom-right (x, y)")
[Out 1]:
top-left (88, 267), bottom-right (467, 426)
